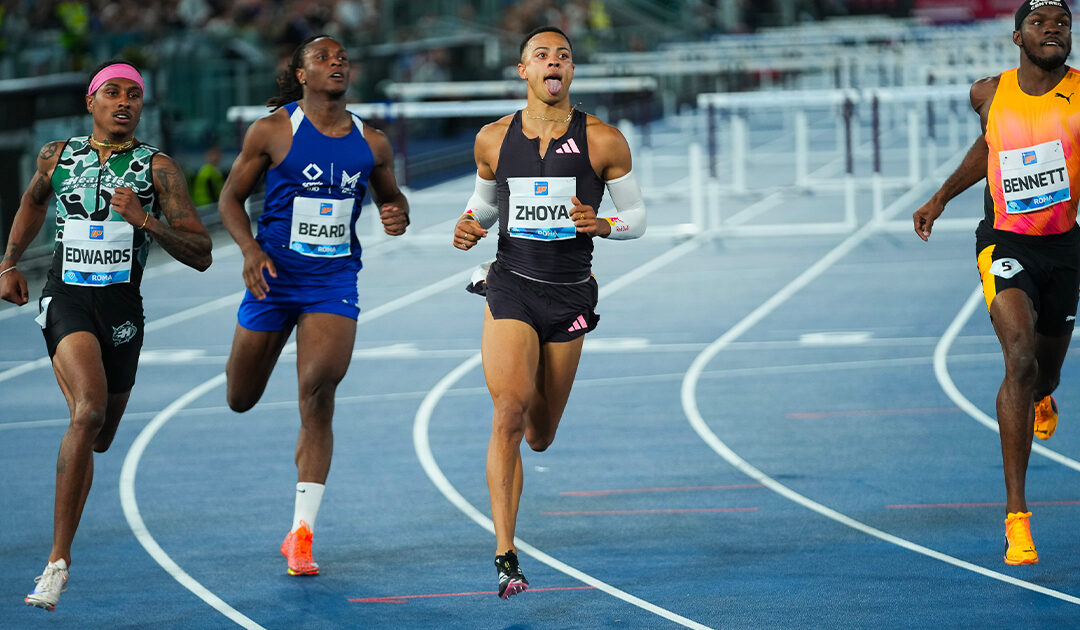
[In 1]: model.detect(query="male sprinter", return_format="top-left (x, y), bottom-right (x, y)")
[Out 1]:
top-left (1, 60), bottom-right (213, 610)
top-left (913, 0), bottom-right (1080, 565)
top-left (453, 26), bottom-right (647, 598)
top-left (218, 35), bottom-right (409, 576)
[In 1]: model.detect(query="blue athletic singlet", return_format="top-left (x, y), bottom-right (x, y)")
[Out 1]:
top-left (495, 109), bottom-right (606, 283)
top-left (256, 101), bottom-right (374, 286)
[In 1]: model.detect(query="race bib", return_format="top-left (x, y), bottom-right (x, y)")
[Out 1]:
top-left (999, 140), bottom-right (1071, 214)
top-left (61, 219), bottom-right (133, 286)
top-left (507, 177), bottom-right (576, 241)
top-left (289, 197), bottom-right (353, 257)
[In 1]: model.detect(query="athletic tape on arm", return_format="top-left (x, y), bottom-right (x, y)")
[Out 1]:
top-left (462, 174), bottom-right (498, 228)
top-left (600, 171), bottom-right (646, 239)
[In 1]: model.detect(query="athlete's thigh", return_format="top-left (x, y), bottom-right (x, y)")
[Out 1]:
top-left (226, 323), bottom-right (293, 399)
top-left (295, 311), bottom-right (356, 385)
top-left (537, 336), bottom-right (585, 413)
top-left (51, 331), bottom-right (109, 411)
top-left (988, 288), bottom-right (1038, 355)
top-left (481, 304), bottom-right (541, 406)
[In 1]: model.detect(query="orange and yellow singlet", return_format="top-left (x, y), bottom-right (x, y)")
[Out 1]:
top-left (985, 67), bottom-right (1080, 235)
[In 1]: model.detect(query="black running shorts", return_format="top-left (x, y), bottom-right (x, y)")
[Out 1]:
top-left (39, 277), bottom-right (144, 393)
top-left (485, 260), bottom-right (599, 343)
top-left (975, 223), bottom-right (1080, 337)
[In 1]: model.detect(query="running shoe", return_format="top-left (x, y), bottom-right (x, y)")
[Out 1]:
top-left (1034, 395), bottom-right (1058, 441)
top-left (1004, 512), bottom-right (1038, 566)
top-left (24, 559), bottom-right (68, 611)
top-left (495, 549), bottom-right (529, 599)
top-left (281, 520), bottom-right (319, 576)
top-left (466, 262), bottom-right (492, 296)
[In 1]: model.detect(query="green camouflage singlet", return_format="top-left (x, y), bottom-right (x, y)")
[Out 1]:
top-left (50, 136), bottom-right (160, 284)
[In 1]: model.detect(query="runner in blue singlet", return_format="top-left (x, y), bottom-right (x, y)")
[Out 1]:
top-left (217, 35), bottom-right (409, 577)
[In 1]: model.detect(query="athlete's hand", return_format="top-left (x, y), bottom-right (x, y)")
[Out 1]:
top-left (0, 267), bottom-right (28, 306)
top-left (913, 197), bottom-right (946, 242)
top-left (453, 215), bottom-right (487, 251)
top-left (571, 197), bottom-right (609, 237)
top-left (241, 245), bottom-right (277, 300)
top-left (379, 202), bottom-right (408, 236)
top-left (110, 187), bottom-right (148, 227)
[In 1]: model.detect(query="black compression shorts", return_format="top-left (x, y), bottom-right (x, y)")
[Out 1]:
top-left (39, 277), bottom-right (144, 393)
top-left (976, 223), bottom-right (1080, 337)
top-left (485, 260), bottom-right (599, 343)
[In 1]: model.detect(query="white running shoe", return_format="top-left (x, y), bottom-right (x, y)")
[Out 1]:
top-left (25, 559), bottom-right (68, 611)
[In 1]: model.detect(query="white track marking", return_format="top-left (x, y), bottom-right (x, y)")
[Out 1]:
top-left (681, 191), bottom-right (1080, 605)
top-left (413, 235), bottom-right (716, 630)
top-left (119, 374), bottom-right (266, 629)
top-left (934, 285), bottom-right (1080, 471)
top-left (118, 265), bottom-right (474, 627)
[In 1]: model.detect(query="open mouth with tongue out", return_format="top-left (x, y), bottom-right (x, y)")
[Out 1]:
top-left (544, 73), bottom-right (563, 96)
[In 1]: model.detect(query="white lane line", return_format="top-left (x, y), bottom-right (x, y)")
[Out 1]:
top-left (118, 374), bottom-right (266, 630)
top-left (0, 235), bottom-right (419, 383)
top-left (680, 200), bottom-right (1080, 606)
top-left (0, 244), bottom-right (241, 324)
top-left (413, 236), bottom-right (716, 630)
top-left (118, 265), bottom-right (475, 627)
top-left (934, 285), bottom-right (1080, 472)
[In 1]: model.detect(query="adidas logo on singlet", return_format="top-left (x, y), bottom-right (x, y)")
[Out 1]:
top-left (554, 138), bottom-right (581, 154)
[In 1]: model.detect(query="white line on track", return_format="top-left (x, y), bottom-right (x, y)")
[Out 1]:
top-left (118, 265), bottom-right (474, 627)
top-left (0, 227), bottom-right (455, 384)
top-left (413, 236), bottom-right (717, 630)
top-left (680, 176), bottom-right (1080, 605)
top-left (934, 285), bottom-right (1080, 471)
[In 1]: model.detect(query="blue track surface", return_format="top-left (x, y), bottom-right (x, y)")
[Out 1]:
top-left (2, 145), bottom-right (1079, 629)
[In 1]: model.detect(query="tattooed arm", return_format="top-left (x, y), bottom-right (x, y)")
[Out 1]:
top-left (140, 153), bottom-right (213, 271)
top-left (1, 142), bottom-right (62, 305)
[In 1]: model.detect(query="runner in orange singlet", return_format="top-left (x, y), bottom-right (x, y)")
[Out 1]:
top-left (913, 0), bottom-right (1080, 566)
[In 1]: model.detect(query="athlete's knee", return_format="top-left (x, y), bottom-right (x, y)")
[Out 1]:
top-left (69, 402), bottom-right (106, 434)
top-left (525, 429), bottom-right (555, 452)
top-left (1002, 351), bottom-right (1038, 385)
top-left (298, 378), bottom-right (338, 412)
top-left (491, 407), bottom-right (528, 445)
top-left (226, 388), bottom-right (259, 413)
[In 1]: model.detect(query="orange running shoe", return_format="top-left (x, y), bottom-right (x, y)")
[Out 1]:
top-left (281, 521), bottom-right (319, 576)
top-left (1004, 512), bottom-right (1038, 566)
top-left (1034, 396), bottom-right (1058, 441)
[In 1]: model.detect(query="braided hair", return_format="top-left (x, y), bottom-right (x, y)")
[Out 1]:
top-left (266, 34), bottom-right (331, 109)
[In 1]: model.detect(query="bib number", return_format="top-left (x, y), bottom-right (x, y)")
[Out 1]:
top-left (290, 197), bottom-right (353, 257)
top-left (999, 140), bottom-right (1071, 214)
top-left (507, 177), bottom-right (577, 241)
top-left (61, 219), bottom-right (134, 286)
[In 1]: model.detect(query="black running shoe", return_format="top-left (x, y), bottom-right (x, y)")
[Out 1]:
top-left (495, 550), bottom-right (529, 599)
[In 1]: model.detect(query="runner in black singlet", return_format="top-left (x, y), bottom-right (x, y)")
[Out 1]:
top-left (452, 26), bottom-right (648, 599)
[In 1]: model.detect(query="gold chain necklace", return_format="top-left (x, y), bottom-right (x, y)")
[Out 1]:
top-left (90, 135), bottom-right (135, 151)
top-left (523, 106), bottom-right (574, 123)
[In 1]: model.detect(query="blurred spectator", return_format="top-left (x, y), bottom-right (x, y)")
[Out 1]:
top-left (191, 143), bottom-right (225, 207)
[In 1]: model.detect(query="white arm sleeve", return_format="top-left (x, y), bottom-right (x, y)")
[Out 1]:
top-left (600, 170), bottom-right (647, 240)
top-left (462, 174), bottom-right (498, 229)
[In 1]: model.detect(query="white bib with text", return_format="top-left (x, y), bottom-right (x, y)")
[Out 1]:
top-left (507, 177), bottom-right (577, 241)
top-left (289, 197), bottom-right (353, 257)
top-left (61, 219), bottom-right (134, 286)
top-left (999, 140), bottom-right (1071, 214)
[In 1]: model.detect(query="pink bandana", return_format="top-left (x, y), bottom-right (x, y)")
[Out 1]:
top-left (87, 64), bottom-right (145, 96)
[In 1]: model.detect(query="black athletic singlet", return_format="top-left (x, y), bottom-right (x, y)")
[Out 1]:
top-left (494, 109), bottom-right (605, 284)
